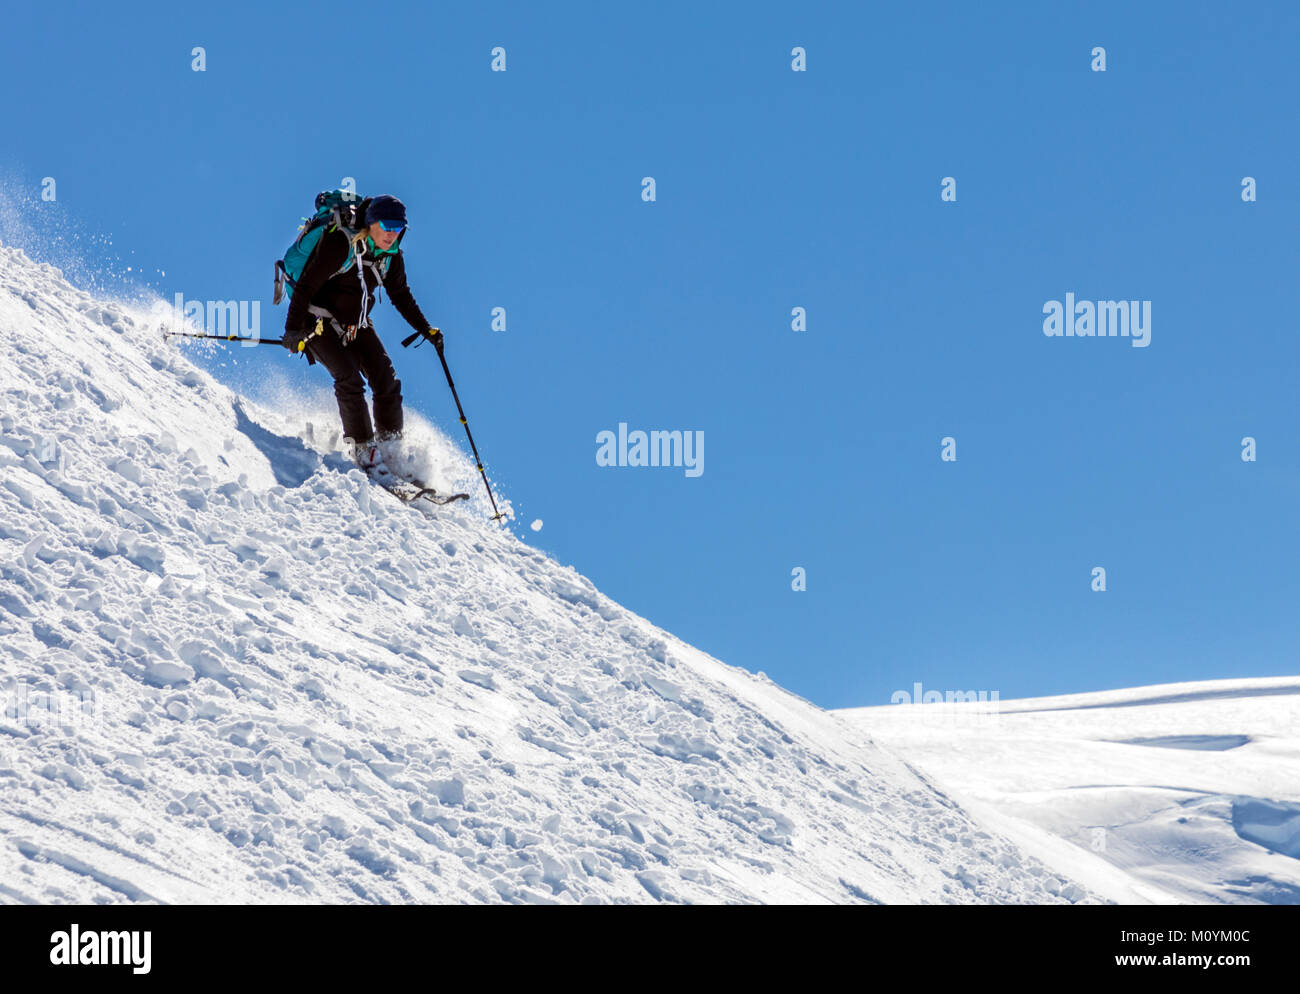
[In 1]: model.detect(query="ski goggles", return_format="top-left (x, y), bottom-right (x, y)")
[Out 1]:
top-left (376, 220), bottom-right (406, 233)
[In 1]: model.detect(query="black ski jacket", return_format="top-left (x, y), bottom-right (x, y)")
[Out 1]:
top-left (285, 228), bottom-right (430, 334)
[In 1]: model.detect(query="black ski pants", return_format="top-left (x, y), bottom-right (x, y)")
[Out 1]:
top-left (307, 325), bottom-right (403, 444)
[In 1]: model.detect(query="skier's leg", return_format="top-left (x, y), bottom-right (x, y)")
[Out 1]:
top-left (307, 332), bottom-right (374, 444)
top-left (354, 325), bottom-right (404, 438)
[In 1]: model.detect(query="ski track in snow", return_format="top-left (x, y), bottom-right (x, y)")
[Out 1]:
top-left (0, 243), bottom-right (1274, 904)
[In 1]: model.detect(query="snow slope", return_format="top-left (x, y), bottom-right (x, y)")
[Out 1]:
top-left (838, 678), bottom-right (1300, 905)
top-left (0, 244), bottom-right (1099, 904)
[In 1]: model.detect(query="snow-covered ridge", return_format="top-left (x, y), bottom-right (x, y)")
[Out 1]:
top-left (1, 242), bottom-right (1096, 904)
top-left (839, 677), bottom-right (1300, 904)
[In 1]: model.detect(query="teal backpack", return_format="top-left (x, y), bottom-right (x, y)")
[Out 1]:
top-left (273, 190), bottom-right (404, 305)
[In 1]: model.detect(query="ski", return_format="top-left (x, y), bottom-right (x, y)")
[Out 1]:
top-left (404, 486), bottom-right (471, 506)
top-left (366, 469), bottom-right (470, 507)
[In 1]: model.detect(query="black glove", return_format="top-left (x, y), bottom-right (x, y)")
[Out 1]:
top-left (401, 326), bottom-right (445, 351)
top-left (283, 327), bottom-right (313, 355)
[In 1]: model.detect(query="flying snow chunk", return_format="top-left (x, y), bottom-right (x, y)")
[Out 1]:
top-left (530, 519), bottom-right (543, 532)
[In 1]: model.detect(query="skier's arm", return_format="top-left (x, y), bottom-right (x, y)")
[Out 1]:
top-left (284, 229), bottom-right (351, 333)
top-left (384, 253), bottom-right (432, 332)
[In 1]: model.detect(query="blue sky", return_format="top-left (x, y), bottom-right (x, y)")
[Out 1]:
top-left (3, 2), bottom-right (1298, 709)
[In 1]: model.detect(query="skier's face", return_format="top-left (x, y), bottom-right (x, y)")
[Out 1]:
top-left (368, 222), bottom-right (401, 251)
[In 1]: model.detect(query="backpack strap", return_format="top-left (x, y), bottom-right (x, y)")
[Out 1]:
top-left (303, 227), bottom-right (399, 339)
top-left (351, 234), bottom-right (401, 327)
top-left (351, 232), bottom-right (374, 330)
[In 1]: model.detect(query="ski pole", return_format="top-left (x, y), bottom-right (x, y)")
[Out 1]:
top-left (162, 330), bottom-right (288, 346)
top-left (162, 319), bottom-right (325, 352)
top-left (403, 327), bottom-right (505, 521)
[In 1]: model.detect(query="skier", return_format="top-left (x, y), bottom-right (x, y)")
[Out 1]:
top-left (282, 194), bottom-right (442, 473)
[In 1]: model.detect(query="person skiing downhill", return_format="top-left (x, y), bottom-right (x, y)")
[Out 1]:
top-left (282, 194), bottom-right (442, 472)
